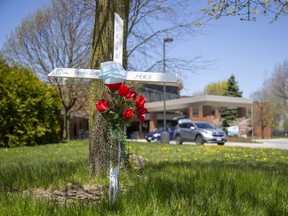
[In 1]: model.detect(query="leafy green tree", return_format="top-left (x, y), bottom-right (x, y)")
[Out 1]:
top-left (204, 80), bottom-right (228, 95)
top-left (0, 58), bottom-right (61, 147)
top-left (223, 74), bottom-right (242, 97)
top-left (220, 75), bottom-right (243, 128)
top-left (1, 0), bottom-right (92, 141)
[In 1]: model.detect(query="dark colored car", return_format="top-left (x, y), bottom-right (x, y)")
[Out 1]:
top-left (145, 127), bottom-right (174, 142)
top-left (174, 119), bottom-right (227, 145)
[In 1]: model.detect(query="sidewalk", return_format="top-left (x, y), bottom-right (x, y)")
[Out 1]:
top-left (128, 138), bottom-right (288, 150)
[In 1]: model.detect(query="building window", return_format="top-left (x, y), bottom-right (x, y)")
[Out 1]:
top-left (211, 110), bottom-right (215, 116)
top-left (193, 107), bottom-right (199, 117)
top-left (203, 106), bottom-right (212, 117)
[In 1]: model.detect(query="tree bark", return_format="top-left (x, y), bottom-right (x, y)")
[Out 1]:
top-left (62, 109), bottom-right (68, 140)
top-left (89, 0), bottom-right (130, 175)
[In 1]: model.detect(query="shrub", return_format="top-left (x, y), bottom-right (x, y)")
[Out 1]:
top-left (0, 58), bottom-right (61, 147)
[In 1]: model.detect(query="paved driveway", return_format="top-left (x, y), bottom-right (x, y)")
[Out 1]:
top-left (169, 138), bottom-right (288, 150)
top-left (249, 138), bottom-right (288, 150)
top-left (135, 138), bottom-right (288, 150)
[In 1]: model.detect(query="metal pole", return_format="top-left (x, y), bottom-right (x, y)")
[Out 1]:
top-left (163, 38), bottom-right (173, 129)
top-left (163, 40), bottom-right (166, 128)
top-left (251, 104), bottom-right (254, 142)
top-left (161, 38), bottom-right (173, 144)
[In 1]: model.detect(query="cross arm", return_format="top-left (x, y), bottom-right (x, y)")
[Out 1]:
top-left (48, 68), bottom-right (183, 88)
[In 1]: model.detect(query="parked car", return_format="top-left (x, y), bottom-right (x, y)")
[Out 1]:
top-left (173, 119), bottom-right (227, 145)
top-left (145, 127), bottom-right (174, 142)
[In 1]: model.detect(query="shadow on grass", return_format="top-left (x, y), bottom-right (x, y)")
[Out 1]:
top-left (0, 160), bottom-right (88, 191)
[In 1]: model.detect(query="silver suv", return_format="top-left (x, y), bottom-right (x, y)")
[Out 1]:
top-left (173, 119), bottom-right (227, 145)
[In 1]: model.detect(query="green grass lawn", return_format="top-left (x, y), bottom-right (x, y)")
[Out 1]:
top-left (1, 140), bottom-right (288, 215)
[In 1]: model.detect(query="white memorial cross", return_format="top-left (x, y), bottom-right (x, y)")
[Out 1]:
top-left (48, 13), bottom-right (180, 202)
top-left (48, 13), bottom-right (181, 86)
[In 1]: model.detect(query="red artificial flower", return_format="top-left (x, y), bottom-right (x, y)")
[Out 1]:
top-left (123, 108), bottom-right (134, 121)
top-left (137, 114), bottom-right (146, 122)
top-left (118, 84), bottom-right (130, 97)
top-left (126, 91), bottom-right (137, 100)
top-left (137, 107), bottom-right (147, 115)
top-left (96, 83), bottom-right (149, 128)
top-left (135, 94), bottom-right (147, 108)
top-left (96, 100), bottom-right (109, 112)
top-left (106, 83), bottom-right (122, 91)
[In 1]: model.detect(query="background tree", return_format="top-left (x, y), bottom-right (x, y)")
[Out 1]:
top-left (251, 87), bottom-right (271, 138)
top-left (271, 60), bottom-right (288, 102)
top-left (220, 75), bottom-right (243, 129)
top-left (204, 80), bottom-right (228, 95)
top-left (265, 61), bottom-right (288, 135)
top-left (126, 0), bottom-right (207, 73)
top-left (223, 75), bottom-right (242, 97)
top-left (1, 0), bottom-right (93, 140)
top-left (0, 58), bottom-right (61, 147)
top-left (248, 61), bottom-right (288, 137)
top-left (203, 0), bottom-right (288, 22)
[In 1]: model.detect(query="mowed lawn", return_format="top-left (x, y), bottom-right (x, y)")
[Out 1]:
top-left (1, 140), bottom-right (288, 215)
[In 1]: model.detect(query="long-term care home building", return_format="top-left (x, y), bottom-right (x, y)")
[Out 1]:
top-left (70, 82), bottom-right (271, 140)
top-left (133, 94), bottom-right (254, 139)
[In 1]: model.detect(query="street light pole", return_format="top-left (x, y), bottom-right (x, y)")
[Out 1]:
top-left (163, 38), bottom-right (173, 129)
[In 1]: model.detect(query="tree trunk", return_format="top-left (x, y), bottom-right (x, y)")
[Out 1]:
top-left (62, 109), bottom-right (68, 140)
top-left (67, 115), bottom-right (71, 140)
top-left (89, 0), bottom-right (130, 175)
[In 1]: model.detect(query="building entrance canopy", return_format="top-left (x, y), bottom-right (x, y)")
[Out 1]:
top-left (145, 95), bottom-right (253, 113)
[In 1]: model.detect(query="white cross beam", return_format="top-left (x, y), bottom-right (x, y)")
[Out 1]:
top-left (48, 67), bottom-right (182, 87)
top-left (48, 13), bottom-right (181, 87)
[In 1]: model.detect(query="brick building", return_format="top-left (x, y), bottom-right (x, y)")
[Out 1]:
top-left (67, 83), bottom-right (272, 140)
top-left (130, 95), bottom-right (254, 139)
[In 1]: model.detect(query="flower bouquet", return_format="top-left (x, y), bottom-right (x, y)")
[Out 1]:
top-left (95, 61), bottom-right (147, 201)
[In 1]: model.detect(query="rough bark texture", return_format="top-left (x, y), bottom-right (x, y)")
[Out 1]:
top-left (89, 0), bottom-right (130, 175)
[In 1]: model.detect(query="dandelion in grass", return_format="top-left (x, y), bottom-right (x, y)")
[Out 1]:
top-left (224, 153), bottom-right (230, 158)
top-left (161, 147), bottom-right (168, 151)
top-left (175, 148), bottom-right (182, 152)
top-left (127, 145), bottom-right (134, 153)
